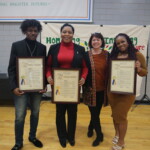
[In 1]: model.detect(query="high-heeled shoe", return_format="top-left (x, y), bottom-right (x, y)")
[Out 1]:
top-left (112, 136), bottom-right (119, 144)
top-left (111, 144), bottom-right (125, 150)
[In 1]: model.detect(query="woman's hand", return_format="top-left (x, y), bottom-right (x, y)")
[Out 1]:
top-left (79, 77), bottom-right (85, 86)
top-left (47, 76), bottom-right (54, 85)
top-left (135, 60), bottom-right (142, 73)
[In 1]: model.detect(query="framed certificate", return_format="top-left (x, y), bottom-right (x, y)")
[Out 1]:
top-left (110, 59), bottom-right (136, 94)
top-left (52, 68), bottom-right (80, 103)
top-left (17, 57), bottom-right (45, 92)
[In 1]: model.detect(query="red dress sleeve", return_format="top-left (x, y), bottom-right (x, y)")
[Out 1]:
top-left (81, 59), bottom-right (88, 79)
top-left (46, 55), bottom-right (52, 78)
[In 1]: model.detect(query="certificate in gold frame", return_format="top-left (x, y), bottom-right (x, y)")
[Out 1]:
top-left (110, 59), bottom-right (136, 94)
top-left (52, 68), bottom-right (80, 103)
top-left (17, 57), bottom-right (45, 92)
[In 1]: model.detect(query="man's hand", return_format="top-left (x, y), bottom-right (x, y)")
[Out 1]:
top-left (13, 88), bottom-right (24, 96)
top-left (39, 87), bottom-right (47, 93)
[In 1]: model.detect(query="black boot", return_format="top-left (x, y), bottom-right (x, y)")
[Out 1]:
top-left (99, 132), bottom-right (104, 141)
top-left (68, 139), bottom-right (75, 146)
top-left (87, 129), bottom-right (93, 137)
top-left (92, 132), bottom-right (103, 146)
top-left (59, 138), bottom-right (66, 148)
top-left (87, 120), bottom-right (94, 137)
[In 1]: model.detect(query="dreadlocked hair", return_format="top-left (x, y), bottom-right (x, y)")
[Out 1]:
top-left (20, 19), bottom-right (42, 33)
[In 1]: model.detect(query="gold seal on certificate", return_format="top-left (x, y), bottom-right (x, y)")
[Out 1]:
top-left (17, 57), bottom-right (45, 92)
top-left (52, 68), bottom-right (80, 103)
top-left (110, 60), bottom-right (136, 94)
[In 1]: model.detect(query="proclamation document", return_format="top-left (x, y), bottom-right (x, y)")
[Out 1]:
top-left (53, 69), bottom-right (80, 103)
top-left (17, 57), bottom-right (44, 92)
top-left (110, 60), bottom-right (136, 94)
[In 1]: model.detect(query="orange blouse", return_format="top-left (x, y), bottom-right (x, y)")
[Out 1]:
top-left (92, 51), bottom-right (107, 91)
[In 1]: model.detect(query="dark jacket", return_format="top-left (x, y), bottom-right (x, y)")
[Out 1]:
top-left (83, 50), bottom-right (110, 106)
top-left (47, 43), bottom-right (86, 68)
top-left (8, 39), bottom-right (46, 91)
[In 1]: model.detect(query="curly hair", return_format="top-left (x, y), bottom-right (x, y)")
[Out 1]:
top-left (110, 33), bottom-right (138, 59)
top-left (88, 32), bottom-right (105, 49)
top-left (60, 23), bottom-right (75, 34)
top-left (20, 19), bottom-right (42, 33)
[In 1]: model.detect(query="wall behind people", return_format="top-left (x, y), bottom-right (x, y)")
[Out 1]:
top-left (93, 0), bottom-right (150, 99)
top-left (0, 0), bottom-right (150, 99)
top-left (0, 23), bottom-right (40, 76)
top-left (93, 0), bottom-right (150, 25)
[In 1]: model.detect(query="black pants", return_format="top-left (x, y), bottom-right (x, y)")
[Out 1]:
top-left (56, 104), bottom-right (77, 141)
top-left (88, 91), bottom-right (104, 138)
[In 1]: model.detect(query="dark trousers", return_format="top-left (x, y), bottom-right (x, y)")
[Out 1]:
top-left (88, 91), bottom-right (104, 138)
top-left (13, 92), bottom-right (42, 145)
top-left (56, 104), bottom-right (77, 141)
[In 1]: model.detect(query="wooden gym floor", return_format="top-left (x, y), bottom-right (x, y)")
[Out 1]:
top-left (0, 101), bottom-right (150, 150)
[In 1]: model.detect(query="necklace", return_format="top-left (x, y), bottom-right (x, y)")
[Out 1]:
top-left (92, 49), bottom-right (102, 55)
top-left (118, 53), bottom-right (128, 59)
top-left (26, 42), bottom-right (37, 56)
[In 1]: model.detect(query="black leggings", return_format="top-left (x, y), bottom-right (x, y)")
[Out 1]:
top-left (88, 91), bottom-right (104, 137)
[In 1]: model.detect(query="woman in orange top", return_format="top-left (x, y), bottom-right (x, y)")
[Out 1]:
top-left (108, 33), bottom-right (147, 150)
top-left (83, 33), bottom-right (109, 146)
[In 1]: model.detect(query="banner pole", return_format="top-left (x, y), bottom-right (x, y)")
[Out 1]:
top-left (131, 31), bottom-right (150, 111)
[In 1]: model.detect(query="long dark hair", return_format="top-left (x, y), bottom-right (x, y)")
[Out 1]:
top-left (110, 33), bottom-right (138, 59)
